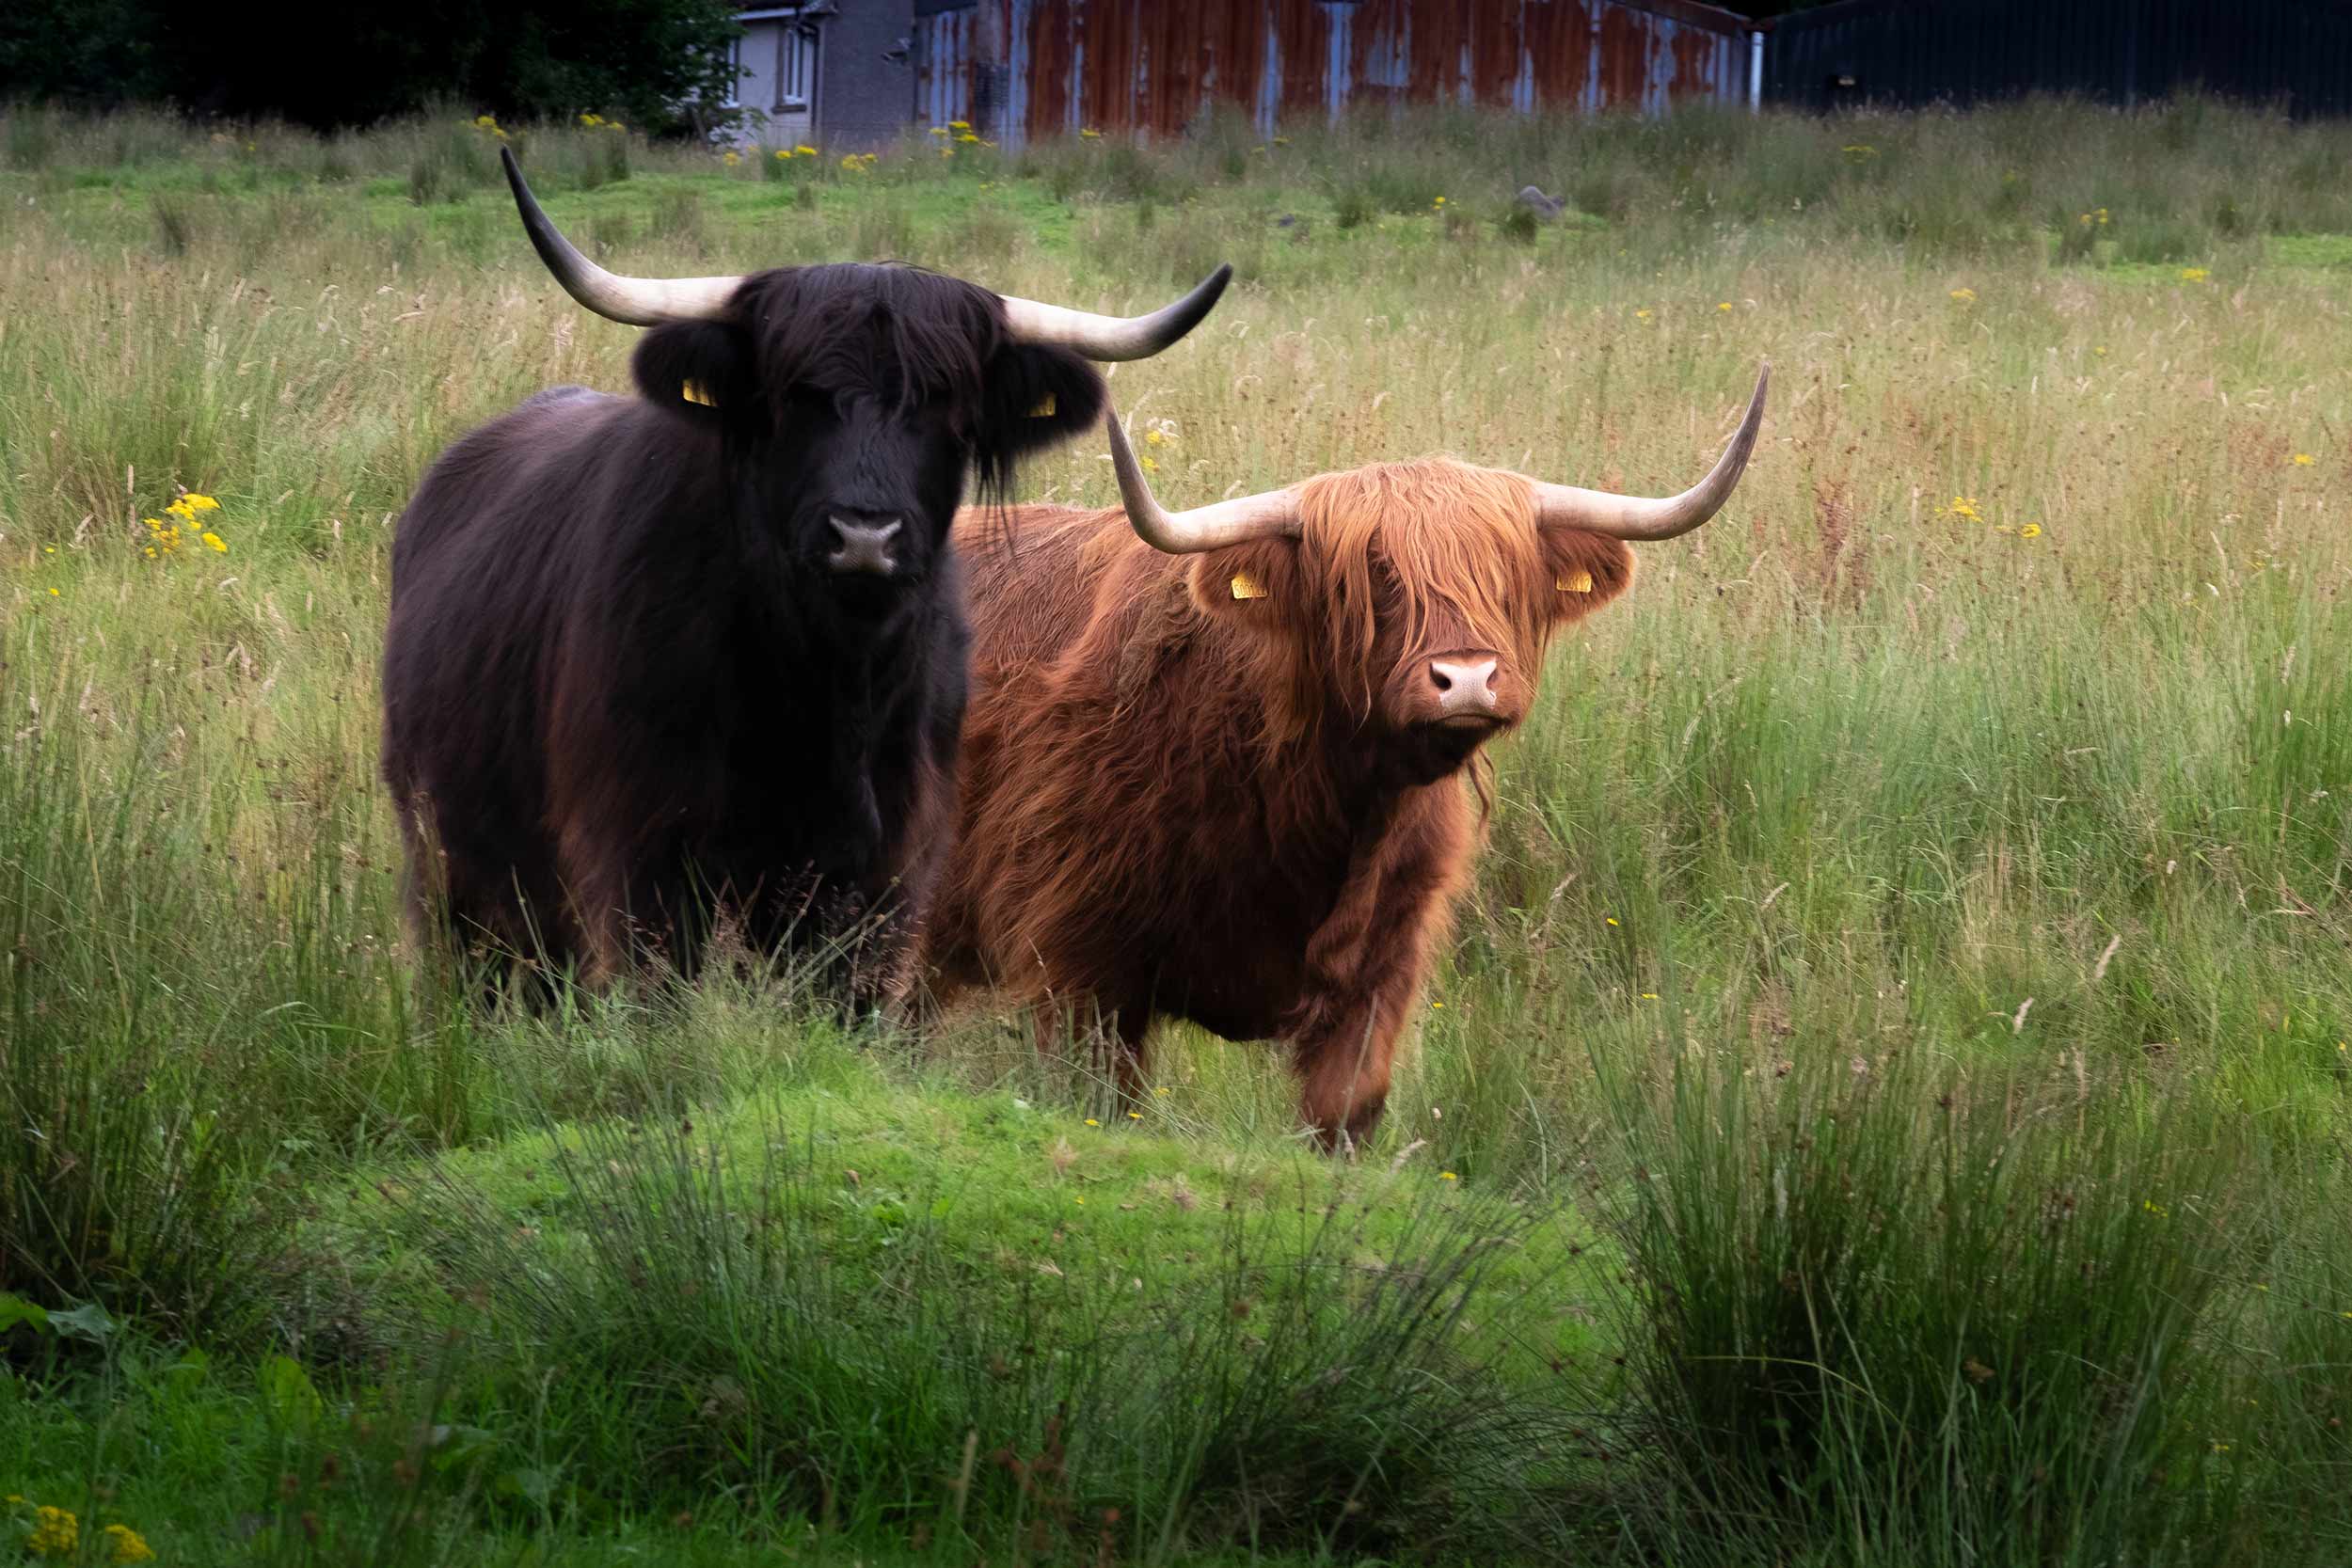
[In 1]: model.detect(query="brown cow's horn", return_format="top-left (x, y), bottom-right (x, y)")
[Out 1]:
top-left (1105, 406), bottom-right (1299, 554)
top-left (1533, 362), bottom-right (1770, 541)
top-left (502, 148), bottom-right (743, 325)
top-left (998, 265), bottom-right (1232, 361)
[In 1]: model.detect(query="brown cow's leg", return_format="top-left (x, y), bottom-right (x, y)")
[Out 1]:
top-left (1295, 1004), bottom-right (1406, 1151)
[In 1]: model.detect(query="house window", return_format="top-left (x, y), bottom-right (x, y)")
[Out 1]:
top-left (775, 24), bottom-right (817, 113)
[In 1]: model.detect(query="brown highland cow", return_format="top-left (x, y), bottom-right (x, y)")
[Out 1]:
top-left (923, 366), bottom-right (1768, 1146)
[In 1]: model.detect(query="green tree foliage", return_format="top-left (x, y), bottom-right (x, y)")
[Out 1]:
top-left (0, 0), bottom-right (744, 134)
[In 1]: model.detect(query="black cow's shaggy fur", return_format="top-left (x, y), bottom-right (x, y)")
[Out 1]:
top-left (381, 263), bottom-right (1109, 1003)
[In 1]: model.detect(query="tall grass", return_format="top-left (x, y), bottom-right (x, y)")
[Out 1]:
top-left (4, 96), bottom-right (2351, 1562)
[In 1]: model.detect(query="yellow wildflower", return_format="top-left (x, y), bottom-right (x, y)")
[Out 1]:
top-left (1144, 429), bottom-right (1165, 447)
top-left (1605, 916), bottom-right (1619, 927)
top-left (580, 113), bottom-right (603, 127)
top-left (1140, 456), bottom-right (1158, 473)
top-left (2094, 345), bottom-right (2108, 356)
top-left (929, 125), bottom-right (949, 136)
top-left (1439, 1172), bottom-right (1458, 1181)
top-left (947, 119), bottom-right (971, 131)
top-left (2293, 452), bottom-right (2315, 467)
top-left (2018, 523), bottom-right (2042, 539)
top-left (1945, 496), bottom-right (1981, 521)
top-left (776, 148), bottom-right (793, 159)
top-left (607, 121), bottom-right (626, 133)
top-left (722, 150), bottom-right (740, 166)
top-left (1432, 195), bottom-right (1446, 208)
top-left (1634, 308), bottom-right (1653, 321)
top-left (2180, 267), bottom-right (2209, 282)
top-left (47, 587), bottom-right (58, 597)
top-left (1079, 127), bottom-right (1102, 139)
top-left (1084, 1117), bottom-right (1099, 1126)
top-left (103, 1525), bottom-right (155, 1564)
top-left (940, 147), bottom-right (954, 159)
top-left (957, 132), bottom-right (980, 144)
top-left (1431, 1001), bottom-right (1443, 1009)
top-left (28, 1505), bottom-right (78, 1558)
top-left (1640, 991), bottom-right (1661, 1000)
top-left (474, 115), bottom-right (497, 130)
top-left (1153, 1086), bottom-right (1169, 1095)
top-left (180, 492), bottom-right (218, 512)
top-left (166, 499), bottom-right (195, 520)
top-left (201, 531), bottom-right (227, 553)
top-left (1127, 1111), bottom-right (1141, 1119)
top-left (1842, 143), bottom-right (1876, 157)
top-left (1718, 301), bottom-right (1732, 311)
top-left (1273, 135), bottom-right (1290, 145)
top-left (1950, 287), bottom-right (1977, 303)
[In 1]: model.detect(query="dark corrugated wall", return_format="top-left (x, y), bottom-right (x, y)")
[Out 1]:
top-left (914, 0), bottom-right (1755, 147)
top-left (1765, 0), bottom-right (2352, 116)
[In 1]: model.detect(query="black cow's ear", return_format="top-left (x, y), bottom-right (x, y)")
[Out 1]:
top-left (973, 344), bottom-right (1106, 478)
top-left (632, 321), bottom-right (755, 425)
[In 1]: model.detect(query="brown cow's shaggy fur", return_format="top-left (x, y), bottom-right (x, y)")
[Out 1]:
top-left (924, 460), bottom-right (1637, 1145)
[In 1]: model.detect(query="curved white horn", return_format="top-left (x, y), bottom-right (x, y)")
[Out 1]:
top-left (1105, 406), bottom-right (1298, 555)
top-left (1533, 362), bottom-right (1770, 541)
top-left (999, 264), bottom-right (1232, 361)
top-left (502, 146), bottom-right (743, 325)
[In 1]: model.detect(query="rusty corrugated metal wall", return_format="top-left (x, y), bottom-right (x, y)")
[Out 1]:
top-left (913, 0), bottom-right (1754, 148)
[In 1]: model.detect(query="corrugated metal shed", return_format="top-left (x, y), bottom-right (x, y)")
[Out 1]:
top-left (1765, 0), bottom-right (2352, 116)
top-left (914, 0), bottom-right (1755, 147)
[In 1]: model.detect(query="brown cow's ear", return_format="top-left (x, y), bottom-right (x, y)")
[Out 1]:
top-left (1184, 539), bottom-right (1303, 631)
top-left (1538, 528), bottom-right (1637, 625)
top-left (632, 321), bottom-right (755, 426)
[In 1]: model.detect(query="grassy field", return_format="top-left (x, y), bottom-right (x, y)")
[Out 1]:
top-left (4, 96), bottom-right (2352, 1564)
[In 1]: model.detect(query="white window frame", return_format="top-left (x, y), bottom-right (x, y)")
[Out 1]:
top-left (739, 8), bottom-right (817, 114)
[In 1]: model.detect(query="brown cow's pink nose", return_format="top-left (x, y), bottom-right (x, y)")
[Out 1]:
top-left (1428, 657), bottom-right (1501, 721)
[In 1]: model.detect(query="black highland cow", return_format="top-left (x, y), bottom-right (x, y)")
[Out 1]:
top-left (381, 148), bottom-right (1229, 1004)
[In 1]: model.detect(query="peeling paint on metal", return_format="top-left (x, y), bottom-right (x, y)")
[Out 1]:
top-left (913, 1), bottom-right (1750, 149)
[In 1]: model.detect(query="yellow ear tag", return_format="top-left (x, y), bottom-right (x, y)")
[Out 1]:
top-left (1028, 392), bottom-right (1057, 418)
top-left (681, 379), bottom-right (715, 407)
top-left (1557, 569), bottom-right (1594, 594)
top-left (1230, 570), bottom-right (1269, 601)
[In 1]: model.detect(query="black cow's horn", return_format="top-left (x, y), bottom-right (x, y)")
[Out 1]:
top-left (502, 146), bottom-right (743, 325)
top-left (503, 147), bottom-right (1231, 360)
top-left (997, 266), bottom-right (1231, 361)
top-left (1105, 404), bottom-right (1300, 554)
top-left (1532, 363), bottom-right (1770, 540)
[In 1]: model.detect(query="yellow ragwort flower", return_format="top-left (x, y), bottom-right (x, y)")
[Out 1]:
top-left (1950, 287), bottom-right (1977, 303)
top-left (1084, 1117), bottom-right (1099, 1126)
top-left (2293, 452), bottom-right (2315, 467)
top-left (947, 119), bottom-right (971, 131)
top-left (180, 492), bottom-right (218, 512)
top-left (2180, 267), bottom-right (2209, 282)
top-left (28, 1505), bottom-right (79, 1558)
top-left (1144, 429), bottom-right (1166, 447)
top-left (957, 132), bottom-right (980, 144)
top-left (722, 150), bottom-right (740, 166)
top-left (1079, 127), bottom-right (1102, 139)
top-left (1140, 456), bottom-right (1158, 473)
top-left (1718, 301), bottom-right (1733, 311)
top-left (1634, 308), bottom-right (1653, 321)
top-left (103, 1524), bottom-right (156, 1565)
top-left (201, 531), bottom-right (227, 553)
top-left (1439, 1172), bottom-right (1458, 1181)
top-left (776, 148), bottom-right (793, 159)
top-left (580, 113), bottom-right (603, 127)
top-left (2018, 523), bottom-right (2042, 539)
top-left (795, 144), bottom-right (817, 156)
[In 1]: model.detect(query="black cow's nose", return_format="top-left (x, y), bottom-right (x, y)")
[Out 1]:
top-left (827, 515), bottom-right (902, 577)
